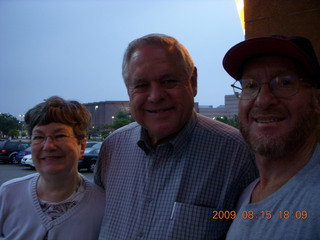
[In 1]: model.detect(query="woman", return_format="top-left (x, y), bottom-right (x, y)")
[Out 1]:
top-left (0, 96), bottom-right (105, 239)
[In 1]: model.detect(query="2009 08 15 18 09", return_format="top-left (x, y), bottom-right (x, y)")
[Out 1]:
top-left (212, 210), bottom-right (308, 220)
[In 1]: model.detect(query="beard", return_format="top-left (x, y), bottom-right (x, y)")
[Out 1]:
top-left (240, 101), bottom-right (318, 159)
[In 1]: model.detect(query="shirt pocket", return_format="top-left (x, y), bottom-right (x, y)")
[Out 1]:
top-left (167, 202), bottom-right (231, 240)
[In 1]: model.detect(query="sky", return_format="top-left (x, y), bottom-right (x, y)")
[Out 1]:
top-left (0, 0), bottom-right (245, 119)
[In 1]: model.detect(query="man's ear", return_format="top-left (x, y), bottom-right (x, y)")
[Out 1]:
top-left (314, 89), bottom-right (320, 115)
top-left (191, 67), bottom-right (198, 97)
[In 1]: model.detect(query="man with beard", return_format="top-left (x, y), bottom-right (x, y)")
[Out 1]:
top-left (223, 36), bottom-right (320, 239)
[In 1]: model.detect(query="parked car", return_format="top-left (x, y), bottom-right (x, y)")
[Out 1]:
top-left (0, 141), bottom-right (6, 152)
top-left (78, 142), bottom-right (102, 172)
top-left (13, 146), bottom-right (32, 164)
top-left (21, 154), bottom-right (35, 169)
top-left (0, 140), bottom-right (31, 163)
top-left (85, 141), bottom-right (99, 148)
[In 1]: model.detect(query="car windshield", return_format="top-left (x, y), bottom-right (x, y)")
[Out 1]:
top-left (84, 147), bottom-right (101, 154)
top-left (84, 142), bottom-right (102, 154)
top-left (86, 142), bottom-right (97, 148)
top-left (19, 146), bottom-right (31, 154)
top-left (24, 146), bottom-right (31, 152)
top-left (91, 142), bottom-right (102, 149)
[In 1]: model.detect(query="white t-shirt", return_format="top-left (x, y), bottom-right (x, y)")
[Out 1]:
top-left (226, 144), bottom-right (320, 240)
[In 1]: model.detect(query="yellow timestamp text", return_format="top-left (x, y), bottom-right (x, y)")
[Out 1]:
top-left (212, 210), bottom-right (308, 220)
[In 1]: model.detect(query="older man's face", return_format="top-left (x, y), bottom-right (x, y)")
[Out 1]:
top-left (127, 45), bottom-right (197, 146)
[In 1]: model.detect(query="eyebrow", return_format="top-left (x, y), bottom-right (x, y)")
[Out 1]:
top-left (132, 73), bottom-right (178, 83)
top-left (131, 78), bottom-right (146, 84)
top-left (160, 73), bottom-right (176, 79)
top-left (32, 127), bottom-right (71, 135)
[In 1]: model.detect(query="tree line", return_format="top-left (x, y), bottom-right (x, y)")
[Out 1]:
top-left (0, 112), bottom-right (239, 140)
top-left (0, 112), bottom-right (135, 140)
top-left (0, 113), bottom-right (23, 138)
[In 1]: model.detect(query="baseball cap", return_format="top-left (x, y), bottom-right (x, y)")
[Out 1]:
top-left (222, 35), bottom-right (320, 87)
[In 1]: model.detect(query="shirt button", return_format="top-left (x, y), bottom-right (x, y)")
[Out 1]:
top-left (146, 198), bottom-right (153, 203)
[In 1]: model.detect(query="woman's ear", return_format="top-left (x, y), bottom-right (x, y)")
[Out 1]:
top-left (80, 139), bottom-right (87, 154)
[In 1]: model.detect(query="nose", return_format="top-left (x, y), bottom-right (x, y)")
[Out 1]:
top-left (254, 84), bottom-right (279, 108)
top-left (42, 136), bottom-right (57, 150)
top-left (148, 83), bottom-right (165, 102)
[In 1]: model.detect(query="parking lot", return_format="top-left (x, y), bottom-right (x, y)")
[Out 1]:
top-left (0, 163), bottom-right (94, 186)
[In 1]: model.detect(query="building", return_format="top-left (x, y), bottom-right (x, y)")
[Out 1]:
top-left (199, 95), bottom-right (239, 120)
top-left (83, 101), bottom-right (130, 128)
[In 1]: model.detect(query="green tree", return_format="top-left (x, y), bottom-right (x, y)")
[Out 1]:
top-left (8, 129), bottom-right (19, 138)
top-left (21, 131), bottom-right (27, 137)
top-left (88, 126), bottom-right (100, 139)
top-left (215, 115), bottom-right (239, 129)
top-left (215, 116), bottom-right (229, 124)
top-left (112, 111), bottom-right (134, 130)
top-left (229, 115), bottom-right (239, 129)
top-left (0, 113), bottom-right (20, 136)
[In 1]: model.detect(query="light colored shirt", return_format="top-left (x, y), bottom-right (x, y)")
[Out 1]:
top-left (0, 173), bottom-right (105, 240)
top-left (226, 144), bottom-right (320, 240)
top-left (95, 112), bottom-right (258, 240)
top-left (39, 176), bottom-right (86, 221)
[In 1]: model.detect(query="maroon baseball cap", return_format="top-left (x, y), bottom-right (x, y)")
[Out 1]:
top-left (223, 35), bottom-right (320, 87)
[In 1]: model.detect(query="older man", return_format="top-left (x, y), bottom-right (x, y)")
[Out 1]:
top-left (223, 35), bottom-right (320, 239)
top-left (95, 33), bottom-right (257, 239)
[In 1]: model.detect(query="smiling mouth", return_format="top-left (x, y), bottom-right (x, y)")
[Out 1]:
top-left (147, 107), bottom-right (174, 113)
top-left (40, 156), bottom-right (62, 160)
top-left (255, 118), bottom-right (284, 123)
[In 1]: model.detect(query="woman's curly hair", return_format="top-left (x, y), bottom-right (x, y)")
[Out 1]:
top-left (25, 96), bottom-right (91, 140)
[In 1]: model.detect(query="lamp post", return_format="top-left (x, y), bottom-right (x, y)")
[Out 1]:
top-left (93, 105), bottom-right (99, 128)
top-left (18, 114), bottom-right (25, 138)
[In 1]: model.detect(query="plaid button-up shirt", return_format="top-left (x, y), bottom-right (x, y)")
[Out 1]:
top-left (95, 112), bottom-right (257, 240)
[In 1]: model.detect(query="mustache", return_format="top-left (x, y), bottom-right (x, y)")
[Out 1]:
top-left (250, 108), bottom-right (285, 117)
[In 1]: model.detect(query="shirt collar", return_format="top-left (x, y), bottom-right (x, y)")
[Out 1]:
top-left (137, 111), bottom-right (198, 155)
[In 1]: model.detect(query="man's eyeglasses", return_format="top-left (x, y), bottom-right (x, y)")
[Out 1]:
top-left (231, 75), bottom-right (306, 100)
top-left (31, 134), bottom-right (76, 145)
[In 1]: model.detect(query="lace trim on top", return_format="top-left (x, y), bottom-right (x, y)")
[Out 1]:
top-left (39, 177), bottom-right (86, 221)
